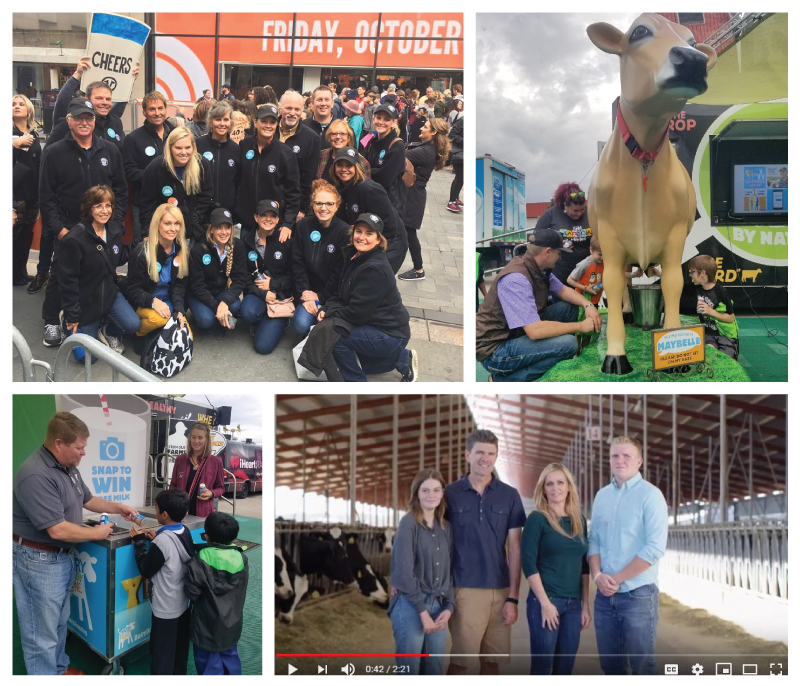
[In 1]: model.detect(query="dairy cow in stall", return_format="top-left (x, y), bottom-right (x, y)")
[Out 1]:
top-left (340, 532), bottom-right (390, 607)
top-left (275, 547), bottom-right (309, 624)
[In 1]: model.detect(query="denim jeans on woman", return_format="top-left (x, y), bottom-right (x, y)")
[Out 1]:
top-left (80, 291), bottom-right (142, 340)
top-left (291, 306), bottom-right (317, 336)
top-left (594, 583), bottom-right (659, 675)
top-left (240, 293), bottom-right (290, 354)
top-left (526, 594), bottom-right (582, 675)
top-left (332, 325), bottom-right (411, 382)
top-left (186, 292), bottom-right (242, 330)
top-left (389, 593), bottom-right (448, 675)
top-left (12, 540), bottom-right (76, 675)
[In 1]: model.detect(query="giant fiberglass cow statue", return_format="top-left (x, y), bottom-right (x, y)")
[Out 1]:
top-left (586, 14), bottom-right (716, 374)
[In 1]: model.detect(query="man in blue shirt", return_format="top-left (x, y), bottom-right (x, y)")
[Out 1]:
top-left (588, 436), bottom-right (669, 675)
top-left (445, 429), bottom-right (527, 675)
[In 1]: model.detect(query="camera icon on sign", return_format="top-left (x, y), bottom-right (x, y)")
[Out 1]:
top-left (99, 437), bottom-right (125, 461)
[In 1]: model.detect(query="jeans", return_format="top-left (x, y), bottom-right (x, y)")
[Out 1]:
top-left (291, 305), bottom-right (317, 336)
top-left (332, 325), bottom-right (410, 382)
top-left (37, 225), bottom-right (56, 275)
top-left (193, 645), bottom-right (241, 675)
top-left (389, 593), bottom-right (447, 675)
top-left (594, 584), bottom-right (659, 675)
top-left (186, 293), bottom-right (242, 330)
top-left (12, 541), bottom-right (76, 675)
top-left (526, 595), bottom-right (582, 675)
top-left (80, 291), bottom-right (141, 339)
top-left (480, 299), bottom-right (579, 382)
top-left (240, 293), bottom-right (290, 354)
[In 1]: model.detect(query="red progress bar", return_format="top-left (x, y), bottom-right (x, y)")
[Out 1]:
top-left (277, 654), bottom-right (428, 657)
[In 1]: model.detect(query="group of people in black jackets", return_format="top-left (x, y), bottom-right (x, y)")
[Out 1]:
top-left (13, 75), bottom-right (456, 381)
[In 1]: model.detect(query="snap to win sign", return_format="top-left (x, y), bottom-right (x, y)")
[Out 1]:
top-left (81, 13), bottom-right (151, 102)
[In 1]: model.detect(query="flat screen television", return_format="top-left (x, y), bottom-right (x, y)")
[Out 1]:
top-left (732, 164), bottom-right (788, 215)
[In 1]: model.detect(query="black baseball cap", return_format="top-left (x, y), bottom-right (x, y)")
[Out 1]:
top-left (222, 83), bottom-right (231, 88)
top-left (333, 146), bottom-right (359, 164)
top-left (67, 97), bottom-right (95, 118)
top-left (374, 103), bottom-right (399, 119)
top-left (345, 88), bottom-right (358, 100)
top-left (354, 212), bottom-right (384, 234)
top-left (256, 104), bottom-right (279, 120)
top-left (209, 207), bottom-right (234, 227)
top-left (256, 199), bottom-right (281, 216)
top-left (529, 228), bottom-right (572, 252)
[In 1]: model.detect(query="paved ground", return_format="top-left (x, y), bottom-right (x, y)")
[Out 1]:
top-left (12, 169), bottom-right (464, 382)
top-left (218, 491), bottom-right (263, 519)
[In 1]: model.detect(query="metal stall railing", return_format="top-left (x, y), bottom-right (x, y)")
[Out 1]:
top-left (221, 468), bottom-right (238, 518)
top-left (662, 521), bottom-right (788, 600)
top-left (148, 454), bottom-right (237, 517)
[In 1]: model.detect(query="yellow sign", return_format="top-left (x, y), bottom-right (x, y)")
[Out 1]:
top-left (651, 324), bottom-right (705, 370)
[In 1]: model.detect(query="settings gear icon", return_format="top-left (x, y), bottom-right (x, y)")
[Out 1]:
top-left (691, 663), bottom-right (704, 676)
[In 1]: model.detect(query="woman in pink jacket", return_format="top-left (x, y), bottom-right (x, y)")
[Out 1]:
top-left (169, 422), bottom-right (225, 518)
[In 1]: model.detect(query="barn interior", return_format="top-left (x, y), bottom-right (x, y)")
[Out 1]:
top-left (274, 394), bottom-right (787, 676)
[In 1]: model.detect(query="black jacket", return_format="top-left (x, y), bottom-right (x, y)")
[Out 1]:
top-left (404, 140), bottom-right (436, 231)
top-left (242, 229), bottom-right (294, 301)
top-left (52, 76), bottom-right (126, 142)
top-left (336, 178), bottom-right (407, 261)
top-left (449, 116), bottom-right (464, 163)
top-left (364, 130), bottom-right (407, 216)
top-left (185, 543), bottom-right (249, 652)
top-left (292, 215), bottom-right (350, 303)
top-left (122, 240), bottom-right (188, 314)
top-left (58, 221), bottom-right (130, 325)
top-left (322, 244), bottom-right (411, 340)
top-left (13, 124), bottom-right (42, 190)
top-left (140, 155), bottom-right (214, 242)
top-left (38, 133), bottom-right (128, 237)
top-left (235, 136), bottom-right (302, 231)
top-left (281, 122), bottom-right (321, 215)
top-left (49, 113), bottom-right (126, 151)
top-left (407, 114), bottom-right (427, 144)
top-left (302, 115), bottom-right (340, 150)
top-left (122, 119), bottom-right (176, 206)
top-left (189, 237), bottom-right (248, 310)
top-left (195, 135), bottom-right (242, 213)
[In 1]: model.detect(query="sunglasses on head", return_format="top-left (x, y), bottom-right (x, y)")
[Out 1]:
top-left (569, 191), bottom-right (585, 200)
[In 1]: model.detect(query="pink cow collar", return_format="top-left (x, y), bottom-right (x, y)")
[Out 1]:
top-left (616, 106), bottom-right (669, 192)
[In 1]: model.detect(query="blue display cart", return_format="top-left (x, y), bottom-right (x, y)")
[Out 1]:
top-left (67, 508), bottom-right (206, 674)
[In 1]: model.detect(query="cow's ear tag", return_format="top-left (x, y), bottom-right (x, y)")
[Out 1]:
top-left (348, 536), bottom-right (355, 544)
top-left (312, 590), bottom-right (320, 598)
top-left (318, 536), bottom-right (323, 541)
top-left (357, 571), bottom-right (362, 579)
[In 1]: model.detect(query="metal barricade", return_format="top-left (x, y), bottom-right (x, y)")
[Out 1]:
top-left (664, 521), bottom-right (788, 599)
top-left (13, 326), bottom-right (53, 381)
top-left (148, 452), bottom-right (174, 507)
top-left (54, 333), bottom-right (162, 382)
top-left (221, 468), bottom-right (238, 518)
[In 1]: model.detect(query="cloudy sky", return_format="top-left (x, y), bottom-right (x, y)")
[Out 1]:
top-left (477, 12), bottom-right (638, 202)
top-left (184, 394), bottom-right (263, 443)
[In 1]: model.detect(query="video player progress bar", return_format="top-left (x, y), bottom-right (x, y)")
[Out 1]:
top-left (277, 654), bottom-right (508, 657)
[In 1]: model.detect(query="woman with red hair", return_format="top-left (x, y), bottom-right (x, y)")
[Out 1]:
top-left (534, 182), bottom-right (591, 283)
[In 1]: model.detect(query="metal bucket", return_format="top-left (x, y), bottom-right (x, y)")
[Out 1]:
top-left (627, 284), bottom-right (664, 330)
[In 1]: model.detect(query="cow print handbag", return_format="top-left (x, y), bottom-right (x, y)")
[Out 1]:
top-left (140, 316), bottom-right (194, 378)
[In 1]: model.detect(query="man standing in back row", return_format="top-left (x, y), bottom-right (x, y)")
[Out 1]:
top-left (445, 429), bottom-right (526, 675)
top-left (588, 435), bottom-right (668, 675)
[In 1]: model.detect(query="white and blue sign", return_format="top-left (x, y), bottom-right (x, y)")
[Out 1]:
top-left (68, 542), bottom-right (107, 656)
top-left (310, 230), bottom-right (321, 242)
top-left (82, 14), bottom-right (151, 103)
top-left (113, 545), bottom-right (152, 657)
top-left (657, 329), bottom-right (702, 355)
top-left (492, 173), bottom-right (503, 228)
top-left (202, 253), bottom-right (212, 265)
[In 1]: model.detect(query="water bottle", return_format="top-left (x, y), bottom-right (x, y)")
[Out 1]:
top-left (696, 295), bottom-right (705, 314)
top-left (99, 513), bottom-right (109, 525)
top-left (199, 483), bottom-right (209, 497)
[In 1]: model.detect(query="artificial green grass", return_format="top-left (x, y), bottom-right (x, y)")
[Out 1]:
top-left (735, 317), bottom-right (788, 382)
top-left (476, 314), bottom-right (753, 382)
top-left (12, 515), bottom-right (262, 675)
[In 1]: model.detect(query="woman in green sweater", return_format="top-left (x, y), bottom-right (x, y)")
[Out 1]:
top-left (521, 463), bottom-right (591, 674)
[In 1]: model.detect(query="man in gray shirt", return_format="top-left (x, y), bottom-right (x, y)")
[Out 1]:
top-left (13, 411), bottom-right (139, 675)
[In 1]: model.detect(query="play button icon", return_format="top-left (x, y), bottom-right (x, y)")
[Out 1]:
top-left (288, 664), bottom-right (298, 675)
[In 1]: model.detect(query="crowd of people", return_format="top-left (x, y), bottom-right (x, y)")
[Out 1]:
top-left (389, 429), bottom-right (667, 676)
top-left (13, 415), bottom-right (250, 675)
top-left (12, 60), bottom-right (465, 381)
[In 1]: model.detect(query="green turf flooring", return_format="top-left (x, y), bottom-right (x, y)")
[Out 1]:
top-left (475, 314), bottom-right (787, 382)
top-left (13, 514), bottom-right (262, 675)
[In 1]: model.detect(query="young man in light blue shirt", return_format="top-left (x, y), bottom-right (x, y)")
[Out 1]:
top-left (588, 435), bottom-right (668, 675)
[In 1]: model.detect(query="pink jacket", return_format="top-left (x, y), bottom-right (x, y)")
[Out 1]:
top-left (169, 453), bottom-right (225, 518)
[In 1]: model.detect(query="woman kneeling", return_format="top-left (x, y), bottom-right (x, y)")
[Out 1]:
top-left (318, 213), bottom-right (417, 382)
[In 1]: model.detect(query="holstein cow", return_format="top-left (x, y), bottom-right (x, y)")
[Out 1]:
top-left (298, 530), bottom-right (357, 586)
top-left (275, 547), bottom-right (309, 624)
top-left (343, 532), bottom-right (390, 608)
top-left (587, 14), bottom-right (717, 374)
top-left (377, 527), bottom-right (396, 553)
